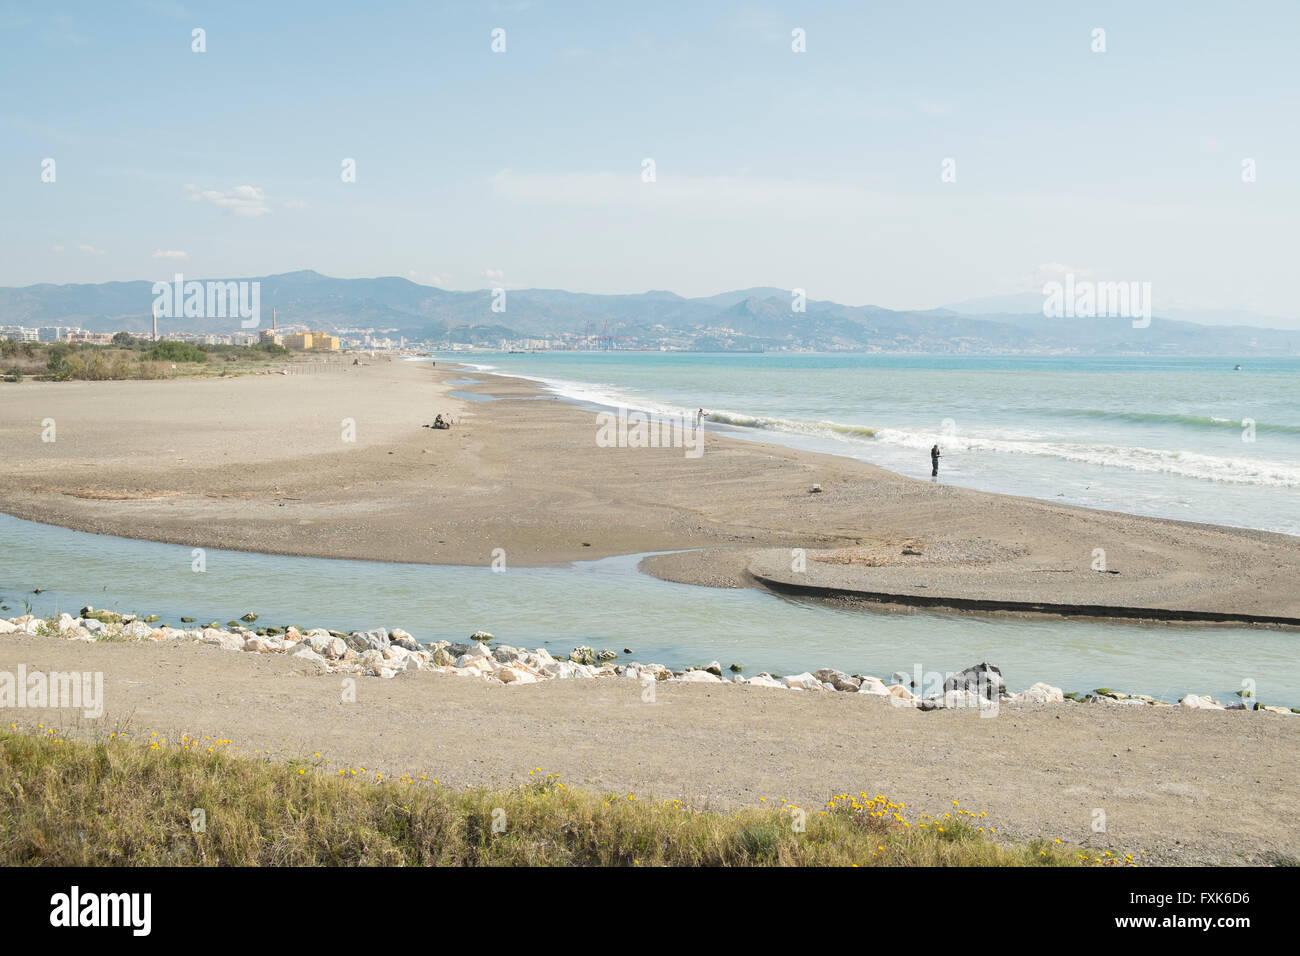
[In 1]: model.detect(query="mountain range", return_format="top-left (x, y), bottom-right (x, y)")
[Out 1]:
top-left (2, 270), bottom-right (1297, 355)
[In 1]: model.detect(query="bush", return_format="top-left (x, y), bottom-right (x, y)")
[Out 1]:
top-left (147, 340), bottom-right (208, 363)
top-left (45, 347), bottom-right (72, 381)
top-left (0, 728), bottom-right (1120, 867)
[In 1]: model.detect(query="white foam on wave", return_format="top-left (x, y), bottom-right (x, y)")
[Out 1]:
top-left (462, 362), bottom-right (1300, 490)
top-left (873, 428), bottom-right (1300, 488)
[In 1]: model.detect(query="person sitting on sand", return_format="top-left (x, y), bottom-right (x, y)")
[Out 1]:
top-left (432, 414), bottom-right (451, 430)
top-left (931, 444), bottom-right (941, 477)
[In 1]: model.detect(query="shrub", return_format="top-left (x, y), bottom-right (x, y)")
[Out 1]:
top-left (147, 340), bottom-right (208, 363)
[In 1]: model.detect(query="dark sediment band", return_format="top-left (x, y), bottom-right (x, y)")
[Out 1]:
top-left (748, 571), bottom-right (1300, 629)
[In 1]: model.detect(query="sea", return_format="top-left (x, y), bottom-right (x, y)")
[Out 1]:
top-left (449, 352), bottom-right (1300, 537)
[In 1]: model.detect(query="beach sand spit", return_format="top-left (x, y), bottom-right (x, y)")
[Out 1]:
top-left (3, 358), bottom-right (1295, 622)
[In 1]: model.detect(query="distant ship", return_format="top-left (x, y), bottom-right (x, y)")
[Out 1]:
top-left (1235, 364), bottom-right (1243, 371)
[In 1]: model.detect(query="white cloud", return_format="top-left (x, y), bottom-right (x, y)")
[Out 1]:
top-left (50, 243), bottom-right (64, 253)
top-left (282, 199), bottom-right (309, 210)
top-left (77, 243), bottom-right (106, 255)
top-left (152, 249), bottom-right (188, 260)
top-left (186, 184), bottom-right (271, 217)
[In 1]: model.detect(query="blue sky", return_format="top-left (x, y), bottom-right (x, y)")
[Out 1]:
top-left (2, 0), bottom-right (1298, 316)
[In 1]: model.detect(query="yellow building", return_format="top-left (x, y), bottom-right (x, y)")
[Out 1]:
top-left (283, 331), bottom-right (339, 351)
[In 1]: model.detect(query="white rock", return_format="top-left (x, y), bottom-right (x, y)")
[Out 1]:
top-left (857, 676), bottom-right (890, 696)
top-left (288, 644), bottom-right (330, 673)
top-left (1015, 682), bottom-right (1065, 705)
top-left (781, 672), bottom-right (824, 691)
top-left (674, 670), bottom-right (723, 683)
top-left (541, 661), bottom-right (575, 678)
top-left (498, 666), bottom-right (538, 685)
top-left (0, 619), bottom-right (19, 634)
top-left (243, 636), bottom-right (276, 653)
top-left (744, 674), bottom-right (786, 689)
top-left (941, 689), bottom-right (989, 710)
top-left (1180, 694), bottom-right (1225, 710)
top-left (201, 631), bottom-right (245, 652)
top-left (305, 633), bottom-right (332, 655)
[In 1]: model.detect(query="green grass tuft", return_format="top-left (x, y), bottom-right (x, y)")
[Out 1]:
top-left (0, 729), bottom-right (1125, 867)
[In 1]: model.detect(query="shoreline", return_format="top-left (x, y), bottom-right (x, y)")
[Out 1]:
top-left (7, 604), bottom-right (1298, 714)
top-left (452, 355), bottom-right (1300, 542)
top-left (1, 358), bottom-right (1299, 626)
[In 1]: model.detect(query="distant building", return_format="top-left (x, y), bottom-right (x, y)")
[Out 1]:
top-left (259, 329), bottom-right (282, 346)
top-left (65, 331), bottom-right (114, 345)
top-left (283, 331), bottom-right (339, 351)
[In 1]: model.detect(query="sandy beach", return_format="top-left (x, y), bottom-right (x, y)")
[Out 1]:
top-left (2, 358), bottom-right (1299, 623)
top-left (3, 358), bottom-right (1300, 865)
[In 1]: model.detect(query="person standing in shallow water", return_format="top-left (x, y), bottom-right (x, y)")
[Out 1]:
top-left (931, 444), bottom-right (941, 477)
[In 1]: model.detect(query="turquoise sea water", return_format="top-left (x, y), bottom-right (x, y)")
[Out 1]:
top-left (2, 513), bottom-right (1296, 708)
top-left (451, 353), bottom-right (1300, 536)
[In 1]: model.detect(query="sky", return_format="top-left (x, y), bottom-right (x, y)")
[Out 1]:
top-left (2, 0), bottom-right (1298, 319)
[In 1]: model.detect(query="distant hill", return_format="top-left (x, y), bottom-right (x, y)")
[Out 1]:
top-left (2, 270), bottom-right (1297, 355)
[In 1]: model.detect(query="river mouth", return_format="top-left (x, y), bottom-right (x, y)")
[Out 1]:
top-left (1, 511), bottom-right (1295, 708)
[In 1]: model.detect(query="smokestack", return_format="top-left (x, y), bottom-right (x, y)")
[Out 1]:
top-left (152, 309), bottom-right (158, 343)
top-left (272, 307), bottom-right (277, 331)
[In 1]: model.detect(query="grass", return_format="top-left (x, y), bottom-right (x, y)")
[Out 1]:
top-left (0, 727), bottom-right (1130, 867)
top-left (0, 338), bottom-right (293, 382)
